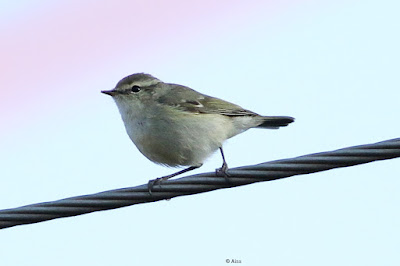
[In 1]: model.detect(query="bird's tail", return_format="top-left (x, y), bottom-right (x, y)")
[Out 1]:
top-left (256, 116), bottom-right (295, 129)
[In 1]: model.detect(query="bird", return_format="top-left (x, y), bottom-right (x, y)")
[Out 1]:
top-left (102, 73), bottom-right (294, 193)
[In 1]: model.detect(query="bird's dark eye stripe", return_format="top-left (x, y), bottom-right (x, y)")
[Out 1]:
top-left (130, 85), bottom-right (141, 93)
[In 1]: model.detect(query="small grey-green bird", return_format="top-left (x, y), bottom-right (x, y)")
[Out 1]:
top-left (102, 73), bottom-right (294, 192)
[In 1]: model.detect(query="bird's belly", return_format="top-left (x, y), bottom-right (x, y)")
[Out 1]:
top-left (124, 113), bottom-right (233, 167)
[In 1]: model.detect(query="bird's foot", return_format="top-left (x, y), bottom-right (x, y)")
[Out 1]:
top-left (215, 161), bottom-right (230, 179)
top-left (147, 165), bottom-right (201, 195)
top-left (148, 177), bottom-right (165, 195)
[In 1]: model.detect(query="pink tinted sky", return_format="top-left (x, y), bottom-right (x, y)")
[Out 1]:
top-left (0, 0), bottom-right (309, 131)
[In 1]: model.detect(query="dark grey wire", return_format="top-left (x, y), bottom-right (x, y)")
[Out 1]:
top-left (1, 138), bottom-right (399, 230)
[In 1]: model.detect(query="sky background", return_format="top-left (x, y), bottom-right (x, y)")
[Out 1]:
top-left (0, 0), bottom-right (399, 265)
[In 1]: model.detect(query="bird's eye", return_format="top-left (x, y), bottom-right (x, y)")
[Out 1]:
top-left (130, 85), bottom-right (141, 93)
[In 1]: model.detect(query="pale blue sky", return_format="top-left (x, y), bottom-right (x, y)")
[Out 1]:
top-left (0, 1), bottom-right (399, 265)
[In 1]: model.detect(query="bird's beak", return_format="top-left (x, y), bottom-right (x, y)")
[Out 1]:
top-left (101, 89), bottom-right (117, 96)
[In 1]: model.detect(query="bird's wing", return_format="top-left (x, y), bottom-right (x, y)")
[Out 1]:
top-left (157, 84), bottom-right (259, 117)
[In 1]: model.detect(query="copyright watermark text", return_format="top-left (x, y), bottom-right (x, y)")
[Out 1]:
top-left (226, 259), bottom-right (242, 263)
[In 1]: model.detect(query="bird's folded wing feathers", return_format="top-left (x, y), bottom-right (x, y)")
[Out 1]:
top-left (157, 84), bottom-right (259, 117)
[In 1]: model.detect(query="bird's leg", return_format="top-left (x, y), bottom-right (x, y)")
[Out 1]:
top-left (148, 165), bottom-right (201, 194)
top-left (215, 147), bottom-right (230, 178)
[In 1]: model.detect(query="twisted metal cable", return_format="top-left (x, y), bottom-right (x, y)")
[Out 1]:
top-left (1, 138), bottom-right (399, 230)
